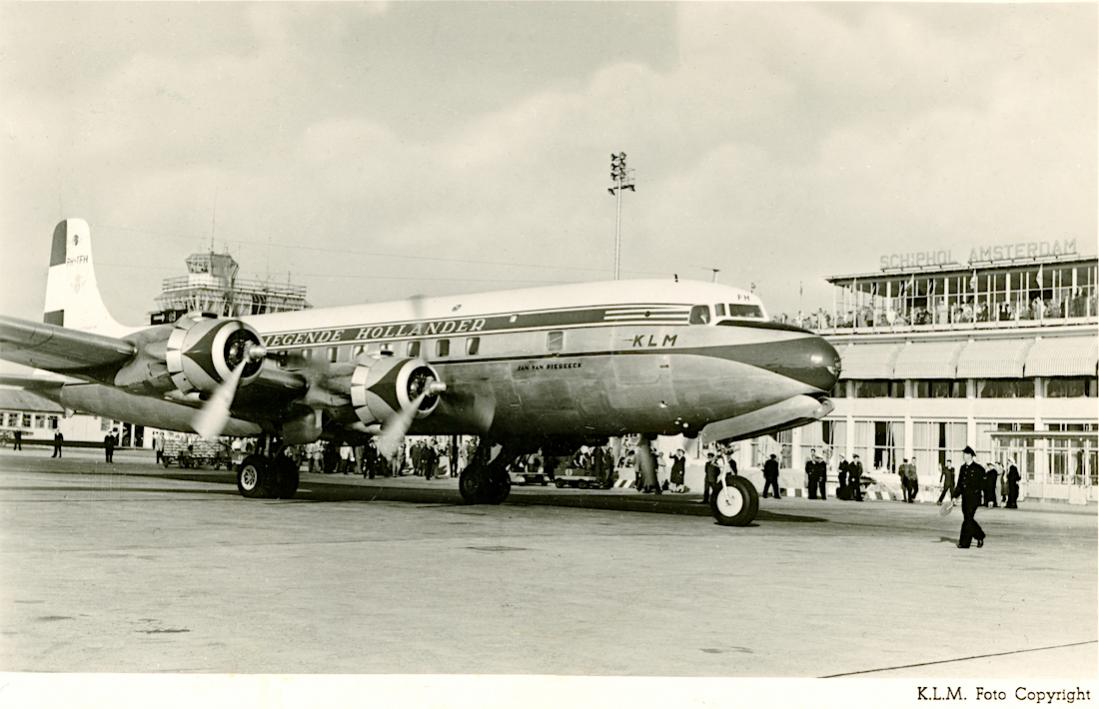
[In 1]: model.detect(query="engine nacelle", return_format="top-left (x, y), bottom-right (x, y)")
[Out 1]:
top-left (350, 357), bottom-right (441, 425)
top-left (165, 314), bottom-right (264, 395)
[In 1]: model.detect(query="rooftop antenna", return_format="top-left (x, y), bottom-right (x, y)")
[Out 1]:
top-left (711, 268), bottom-right (720, 283)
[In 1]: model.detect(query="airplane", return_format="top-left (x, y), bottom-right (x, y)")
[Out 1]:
top-left (0, 219), bottom-right (841, 526)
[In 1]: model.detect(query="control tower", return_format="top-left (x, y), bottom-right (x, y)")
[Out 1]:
top-left (150, 250), bottom-right (310, 324)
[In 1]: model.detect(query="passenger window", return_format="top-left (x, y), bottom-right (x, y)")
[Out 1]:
top-left (715, 303), bottom-right (727, 317)
top-left (327, 347), bottom-right (339, 363)
top-left (466, 337), bottom-right (480, 356)
top-left (689, 305), bottom-right (711, 325)
top-left (407, 341), bottom-right (421, 358)
top-left (547, 331), bottom-right (564, 352)
top-left (436, 339), bottom-right (450, 358)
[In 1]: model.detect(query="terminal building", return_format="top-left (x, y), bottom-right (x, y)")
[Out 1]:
top-left (761, 241), bottom-right (1098, 503)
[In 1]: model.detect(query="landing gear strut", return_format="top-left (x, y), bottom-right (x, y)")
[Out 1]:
top-left (236, 438), bottom-right (300, 500)
top-left (458, 441), bottom-right (520, 505)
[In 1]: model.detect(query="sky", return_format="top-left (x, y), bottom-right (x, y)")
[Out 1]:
top-left (1, 2), bottom-right (1095, 325)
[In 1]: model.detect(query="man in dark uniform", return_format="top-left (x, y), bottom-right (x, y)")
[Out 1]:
top-left (51, 430), bottom-right (62, 458)
top-left (104, 430), bottom-right (115, 463)
top-left (702, 452), bottom-right (720, 503)
top-left (762, 453), bottom-right (781, 499)
top-left (983, 464), bottom-right (999, 508)
top-left (938, 459), bottom-right (956, 504)
top-left (837, 456), bottom-right (849, 498)
top-left (849, 454), bottom-right (863, 501)
top-left (13, 429), bottom-right (22, 450)
top-left (1006, 460), bottom-right (1021, 509)
top-left (954, 446), bottom-right (986, 549)
top-left (816, 454), bottom-right (828, 500)
top-left (805, 449), bottom-right (818, 499)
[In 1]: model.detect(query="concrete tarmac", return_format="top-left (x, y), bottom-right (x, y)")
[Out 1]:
top-left (0, 450), bottom-right (1095, 677)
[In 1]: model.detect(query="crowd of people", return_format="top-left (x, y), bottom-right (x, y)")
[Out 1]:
top-left (778, 290), bottom-right (1096, 331)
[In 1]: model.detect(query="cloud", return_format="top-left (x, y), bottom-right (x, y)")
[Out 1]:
top-left (0, 3), bottom-right (1093, 323)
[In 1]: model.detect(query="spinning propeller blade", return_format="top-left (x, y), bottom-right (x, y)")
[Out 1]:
top-left (193, 359), bottom-right (248, 440)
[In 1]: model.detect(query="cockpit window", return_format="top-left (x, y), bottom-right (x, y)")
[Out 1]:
top-left (714, 303), bottom-right (727, 317)
top-left (689, 305), bottom-right (712, 325)
top-left (727, 303), bottom-right (764, 318)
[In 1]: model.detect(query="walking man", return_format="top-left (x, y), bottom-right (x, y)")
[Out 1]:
top-left (153, 432), bottom-right (164, 465)
top-left (51, 430), bottom-right (63, 458)
top-left (954, 446), bottom-right (986, 549)
top-left (762, 453), bottom-right (781, 499)
top-left (938, 459), bottom-right (956, 504)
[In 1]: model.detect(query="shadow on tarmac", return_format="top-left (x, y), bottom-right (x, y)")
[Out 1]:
top-left (0, 455), bottom-right (828, 524)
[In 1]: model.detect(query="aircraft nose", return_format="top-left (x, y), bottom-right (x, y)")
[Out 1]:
top-left (781, 335), bottom-right (841, 392)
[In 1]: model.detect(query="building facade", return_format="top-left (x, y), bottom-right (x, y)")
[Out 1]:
top-left (766, 250), bottom-right (1097, 503)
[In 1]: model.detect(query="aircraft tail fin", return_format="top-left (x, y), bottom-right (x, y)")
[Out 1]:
top-left (43, 219), bottom-right (127, 336)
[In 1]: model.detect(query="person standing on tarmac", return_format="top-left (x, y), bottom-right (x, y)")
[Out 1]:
top-left (1006, 459), bottom-right (1021, 508)
top-left (103, 430), bottom-right (115, 463)
top-left (837, 456), bottom-right (849, 497)
top-left (702, 451), bottom-right (720, 504)
top-left (849, 454), bottom-right (863, 501)
top-left (983, 463), bottom-right (1000, 508)
top-left (762, 453), bottom-right (781, 499)
top-left (938, 459), bottom-right (956, 505)
top-left (51, 430), bottom-right (63, 458)
top-left (954, 446), bottom-right (987, 549)
top-left (14, 429), bottom-right (23, 451)
top-left (806, 449), bottom-right (818, 499)
top-left (816, 454), bottom-right (828, 500)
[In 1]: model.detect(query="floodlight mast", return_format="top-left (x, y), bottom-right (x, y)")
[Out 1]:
top-left (608, 152), bottom-right (635, 280)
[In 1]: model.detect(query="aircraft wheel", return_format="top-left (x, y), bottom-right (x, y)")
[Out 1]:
top-left (272, 456), bottom-right (299, 499)
top-left (237, 455), bottom-right (273, 499)
top-left (483, 468), bottom-right (511, 505)
top-left (710, 476), bottom-right (759, 527)
top-left (459, 463), bottom-right (486, 504)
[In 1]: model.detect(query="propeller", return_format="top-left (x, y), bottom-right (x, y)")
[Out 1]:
top-left (376, 378), bottom-right (447, 459)
top-left (192, 343), bottom-right (267, 440)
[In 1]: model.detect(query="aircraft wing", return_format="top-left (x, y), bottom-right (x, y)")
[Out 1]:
top-left (0, 315), bottom-right (136, 375)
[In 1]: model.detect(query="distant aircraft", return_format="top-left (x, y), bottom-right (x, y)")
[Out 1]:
top-left (0, 219), bottom-right (840, 526)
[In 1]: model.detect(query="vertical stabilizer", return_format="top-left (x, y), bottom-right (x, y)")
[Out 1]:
top-left (42, 219), bottom-right (127, 335)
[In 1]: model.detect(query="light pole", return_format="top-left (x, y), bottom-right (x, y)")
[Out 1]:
top-left (608, 152), bottom-right (635, 280)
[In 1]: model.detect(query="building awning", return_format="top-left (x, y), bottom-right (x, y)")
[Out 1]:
top-left (1023, 336), bottom-right (1099, 378)
top-left (836, 342), bottom-right (901, 380)
top-left (892, 340), bottom-right (965, 379)
top-left (955, 339), bottom-right (1033, 379)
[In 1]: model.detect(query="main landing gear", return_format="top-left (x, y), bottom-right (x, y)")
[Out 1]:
top-left (236, 441), bottom-right (299, 500)
top-left (458, 441), bottom-right (521, 505)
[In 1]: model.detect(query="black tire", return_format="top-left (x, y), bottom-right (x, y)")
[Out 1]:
top-left (459, 464), bottom-right (510, 505)
top-left (554, 479), bottom-right (566, 489)
top-left (710, 476), bottom-right (760, 527)
top-left (237, 455), bottom-right (273, 498)
top-left (578, 480), bottom-right (589, 489)
top-left (272, 456), bottom-right (299, 499)
top-left (459, 463), bottom-right (485, 504)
